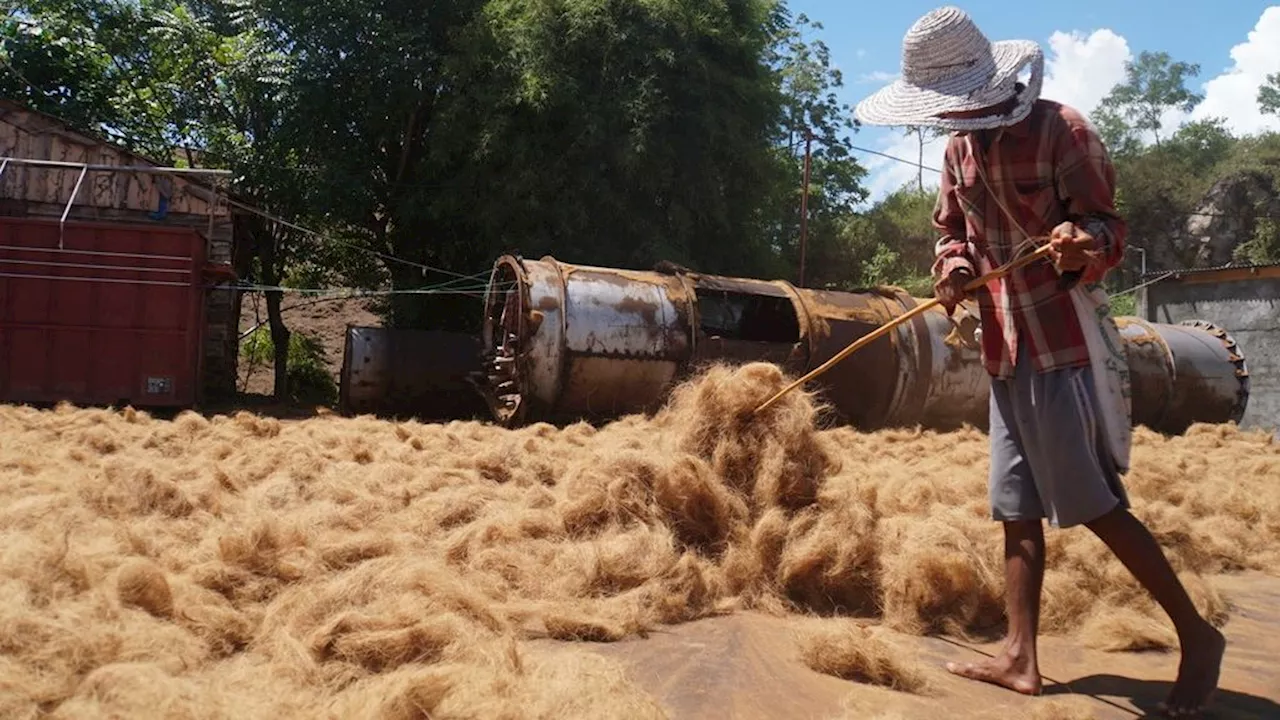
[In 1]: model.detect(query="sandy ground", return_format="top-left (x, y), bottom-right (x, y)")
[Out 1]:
top-left (574, 571), bottom-right (1280, 719)
top-left (1, 362), bottom-right (1277, 719)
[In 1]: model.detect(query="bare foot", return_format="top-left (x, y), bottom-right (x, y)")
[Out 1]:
top-left (945, 651), bottom-right (1043, 696)
top-left (1160, 623), bottom-right (1226, 718)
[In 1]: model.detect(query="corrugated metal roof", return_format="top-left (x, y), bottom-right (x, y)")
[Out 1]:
top-left (1141, 261), bottom-right (1280, 279)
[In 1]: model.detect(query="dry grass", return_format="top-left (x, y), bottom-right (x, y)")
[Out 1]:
top-left (0, 362), bottom-right (1277, 717)
top-left (796, 620), bottom-right (930, 693)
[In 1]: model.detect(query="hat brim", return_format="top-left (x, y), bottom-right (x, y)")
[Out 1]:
top-left (855, 39), bottom-right (1043, 131)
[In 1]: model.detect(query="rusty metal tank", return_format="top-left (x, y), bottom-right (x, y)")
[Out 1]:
top-left (479, 255), bottom-right (1250, 433)
top-left (1115, 317), bottom-right (1250, 434)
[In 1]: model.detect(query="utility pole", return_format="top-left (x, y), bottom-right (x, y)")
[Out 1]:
top-left (798, 128), bottom-right (813, 288)
top-left (917, 127), bottom-right (925, 192)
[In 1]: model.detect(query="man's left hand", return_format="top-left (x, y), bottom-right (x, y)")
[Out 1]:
top-left (1049, 221), bottom-right (1096, 273)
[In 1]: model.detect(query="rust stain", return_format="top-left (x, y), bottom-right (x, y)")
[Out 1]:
top-left (796, 292), bottom-right (892, 325)
top-left (942, 313), bottom-right (980, 351)
top-left (614, 295), bottom-right (660, 324)
top-left (558, 263), bottom-right (680, 286)
top-left (1116, 318), bottom-right (1168, 350)
top-left (534, 295), bottom-right (561, 312)
top-left (527, 310), bottom-right (545, 335)
top-left (792, 288), bottom-right (896, 346)
top-left (664, 277), bottom-right (695, 307)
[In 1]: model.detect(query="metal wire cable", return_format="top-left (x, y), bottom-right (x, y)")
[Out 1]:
top-left (1109, 271), bottom-right (1176, 298)
top-left (224, 198), bottom-right (484, 281)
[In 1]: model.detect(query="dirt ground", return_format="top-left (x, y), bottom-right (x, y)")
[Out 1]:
top-left (236, 294), bottom-right (381, 397)
top-left (573, 571), bottom-right (1280, 719)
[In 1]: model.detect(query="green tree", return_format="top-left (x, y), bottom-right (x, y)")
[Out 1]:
top-left (1109, 119), bottom-right (1235, 269)
top-left (1091, 104), bottom-right (1144, 160)
top-left (252, 0), bottom-right (490, 331)
top-left (0, 0), bottom-right (186, 159)
top-left (2, 0), bottom-right (327, 400)
top-left (829, 186), bottom-right (938, 295)
top-left (759, 12), bottom-right (868, 287)
top-left (1096, 50), bottom-right (1203, 147)
top-left (1235, 217), bottom-right (1280, 265)
top-left (266, 0), bottom-right (812, 328)
top-left (1163, 117), bottom-right (1234, 175)
top-left (1260, 72), bottom-right (1280, 116)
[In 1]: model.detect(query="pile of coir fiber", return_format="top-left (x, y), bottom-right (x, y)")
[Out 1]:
top-left (0, 362), bottom-right (1276, 718)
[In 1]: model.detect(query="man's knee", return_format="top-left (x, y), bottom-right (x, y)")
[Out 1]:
top-left (1082, 503), bottom-right (1129, 533)
top-left (1002, 519), bottom-right (1044, 541)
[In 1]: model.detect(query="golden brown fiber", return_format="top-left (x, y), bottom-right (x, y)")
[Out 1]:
top-left (0, 363), bottom-right (1275, 717)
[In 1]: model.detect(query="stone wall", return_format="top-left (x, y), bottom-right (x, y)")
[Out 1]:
top-left (202, 219), bottom-right (239, 401)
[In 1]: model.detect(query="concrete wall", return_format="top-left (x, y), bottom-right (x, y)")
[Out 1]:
top-left (1137, 275), bottom-right (1280, 432)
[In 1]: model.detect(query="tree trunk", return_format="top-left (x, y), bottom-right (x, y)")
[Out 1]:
top-left (257, 223), bottom-right (290, 401)
top-left (917, 128), bottom-right (924, 192)
top-left (387, 260), bottom-right (423, 329)
top-left (266, 291), bottom-right (289, 401)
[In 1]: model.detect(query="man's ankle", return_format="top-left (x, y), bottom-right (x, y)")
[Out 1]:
top-left (1001, 637), bottom-right (1037, 665)
top-left (1177, 617), bottom-right (1220, 645)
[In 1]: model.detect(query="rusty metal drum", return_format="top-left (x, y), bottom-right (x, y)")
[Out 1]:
top-left (482, 256), bottom-right (694, 424)
top-left (479, 254), bottom-right (1250, 434)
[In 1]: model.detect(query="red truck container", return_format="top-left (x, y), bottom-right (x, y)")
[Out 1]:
top-left (0, 217), bottom-right (206, 408)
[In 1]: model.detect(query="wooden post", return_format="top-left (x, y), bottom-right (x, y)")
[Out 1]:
top-left (798, 128), bottom-right (813, 288)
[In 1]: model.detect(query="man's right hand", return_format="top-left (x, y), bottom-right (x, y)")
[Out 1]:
top-left (934, 268), bottom-right (973, 315)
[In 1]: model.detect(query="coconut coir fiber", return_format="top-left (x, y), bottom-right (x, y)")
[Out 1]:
top-left (1, 362), bottom-right (1276, 718)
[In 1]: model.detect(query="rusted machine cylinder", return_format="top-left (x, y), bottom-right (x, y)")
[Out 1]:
top-left (785, 285), bottom-right (991, 431)
top-left (481, 255), bottom-right (699, 424)
top-left (1116, 317), bottom-right (1250, 434)
top-left (479, 255), bottom-right (1249, 433)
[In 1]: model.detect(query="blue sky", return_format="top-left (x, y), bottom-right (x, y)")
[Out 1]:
top-left (785, 1), bottom-right (1280, 204)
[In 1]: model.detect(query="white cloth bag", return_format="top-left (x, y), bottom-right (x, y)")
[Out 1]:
top-left (1068, 282), bottom-right (1133, 474)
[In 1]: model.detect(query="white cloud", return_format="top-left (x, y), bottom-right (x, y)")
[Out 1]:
top-left (856, 8), bottom-right (1280, 204)
top-left (859, 129), bottom-right (947, 205)
top-left (1040, 29), bottom-right (1131, 116)
top-left (858, 70), bottom-right (899, 84)
top-left (1188, 6), bottom-right (1280, 135)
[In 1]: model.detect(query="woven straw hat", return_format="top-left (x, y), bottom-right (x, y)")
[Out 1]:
top-left (855, 6), bottom-right (1044, 131)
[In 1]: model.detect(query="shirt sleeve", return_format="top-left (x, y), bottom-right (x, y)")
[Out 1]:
top-left (931, 138), bottom-right (975, 280)
top-left (1053, 115), bottom-right (1128, 286)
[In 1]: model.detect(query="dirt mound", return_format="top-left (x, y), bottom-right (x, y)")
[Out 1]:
top-left (0, 364), bottom-right (1277, 717)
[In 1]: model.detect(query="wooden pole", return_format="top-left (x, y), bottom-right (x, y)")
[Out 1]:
top-left (753, 243), bottom-right (1055, 416)
top-left (798, 128), bottom-right (813, 287)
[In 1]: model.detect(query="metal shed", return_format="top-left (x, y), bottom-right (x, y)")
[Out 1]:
top-left (0, 100), bottom-right (243, 405)
top-left (0, 216), bottom-right (208, 407)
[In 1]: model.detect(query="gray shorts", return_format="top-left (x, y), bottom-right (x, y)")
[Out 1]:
top-left (988, 339), bottom-right (1130, 529)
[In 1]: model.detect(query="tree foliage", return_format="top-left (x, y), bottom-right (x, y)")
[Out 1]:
top-left (759, 12), bottom-right (867, 286)
top-left (1096, 50), bottom-right (1203, 147)
top-left (5, 0), bottom-right (1278, 368)
top-left (822, 186), bottom-right (937, 295)
top-left (1259, 72), bottom-right (1280, 116)
top-left (1, 0), bottom-right (873, 331)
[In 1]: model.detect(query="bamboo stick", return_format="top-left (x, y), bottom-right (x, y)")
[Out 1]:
top-left (753, 243), bottom-right (1056, 415)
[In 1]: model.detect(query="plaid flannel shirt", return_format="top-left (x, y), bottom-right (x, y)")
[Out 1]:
top-left (931, 99), bottom-right (1127, 379)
